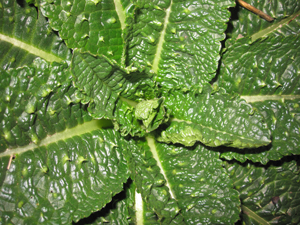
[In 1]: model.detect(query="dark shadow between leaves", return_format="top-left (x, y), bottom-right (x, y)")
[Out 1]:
top-left (73, 179), bottom-right (133, 225)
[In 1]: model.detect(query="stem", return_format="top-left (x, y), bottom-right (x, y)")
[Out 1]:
top-left (237, 0), bottom-right (274, 22)
top-left (135, 191), bottom-right (144, 225)
top-left (114, 0), bottom-right (126, 30)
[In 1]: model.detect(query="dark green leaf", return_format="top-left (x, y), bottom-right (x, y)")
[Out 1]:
top-left (0, 0), bottom-right (71, 69)
top-left (0, 58), bottom-right (91, 152)
top-left (155, 141), bottom-right (241, 224)
top-left (225, 159), bottom-right (300, 224)
top-left (0, 129), bottom-right (130, 224)
top-left (39, 0), bottom-right (125, 63)
top-left (126, 0), bottom-right (235, 89)
top-left (221, 100), bottom-right (300, 164)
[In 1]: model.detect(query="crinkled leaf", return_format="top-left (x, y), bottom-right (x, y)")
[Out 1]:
top-left (216, 25), bottom-right (300, 163)
top-left (0, 129), bottom-right (129, 224)
top-left (225, 159), bottom-right (300, 224)
top-left (70, 50), bottom-right (156, 136)
top-left (221, 100), bottom-right (300, 164)
top-left (217, 35), bottom-right (300, 96)
top-left (228, 0), bottom-right (300, 40)
top-left (124, 138), bottom-right (185, 224)
top-left (74, 180), bottom-right (135, 225)
top-left (155, 141), bottom-right (240, 224)
top-left (126, 0), bottom-right (234, 89)
top-left (38, 0), bottom-right (126, 63)
top-left (159, 86), bottom-right (271, 148)
top-left (0, 58), bottom-right (91, 152)
top-left (135, 98), bottom-right (169, 133)
top-left (0, 0), bottom-right (71, 69)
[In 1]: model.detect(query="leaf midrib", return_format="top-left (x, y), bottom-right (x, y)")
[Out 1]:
top-left (146, 135), bottom-right (176, 199)
top-left (241, 95), bottom-right (300, 102)
top-left (152, 0), bottom-right (173, 73)
top-left (170, 118), bottom-right (270, 144)
top-left (0, 119), bottom-right (112, 158)
top-left (0, 33), bottom-right (63, 63)
top-left (242, 205), bottom-right (270, 225)
top-left (251, 10), bottom-right (300, 42)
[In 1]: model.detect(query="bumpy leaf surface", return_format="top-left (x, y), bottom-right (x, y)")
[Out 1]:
top-left (135, 98), bottom-right (169, 133)
top-left (216, 21), bottom-right (300, 163)
top-left (124, 138), bottom-right (185, 224)
top-left (221, 100), bottom-right (300, 164)
top-left (228, 0), bottom-right (300, 40)
top-left (71, 50), bottom-right (157, 136)
top-left (225, 160), bottom-right (300, 224)
top-left (159, 86), bottom-right (271, 148)
top-left (217, 35), bottom-right (300, 96)
top-left (0, 0), bottom-right (71, 69)
top-left (0, 129), bottom-right (129, 224)
top-left (126, 0), bottom-right (235, 89)
top-left (39, 0), bottom-right (125, 63)
top-left (0, 58), bottom-right (91, 152)
top-left (155, 141), bottom-right (240, 224)
top-left (74, 180), bottom-right (135, 225)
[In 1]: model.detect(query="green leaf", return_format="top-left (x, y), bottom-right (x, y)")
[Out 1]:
top-left (159, 86), bottom-right (271, 148)
top-left (228, 0), bottom-right (300, 41)
top-left (154, 139), bottom-right (241, 224)
top-left (126, 0), bottom-right (235, 89)
top-left (0, 58), bottom-right (91, 152)
top-left (221, 100), bottom-right (300, 164)
top-left (0, 0), bottom-right (71, 69)
top-left (225, 159), bottom-right (300, 224)
top-left (38, 0), bottom-right (126, 63)
top-left (74, 180), bottom-right (136, 225)
top-left (124, 137), bottom-right (185, 224)
top-left (135, 98), bottom-right (169, 133)
top-left (70, 50), bottom-right (156, 136)
top-left (0, 128), bottom-right (129, 224)
top-left (217, 35), bottom-right (300, 96)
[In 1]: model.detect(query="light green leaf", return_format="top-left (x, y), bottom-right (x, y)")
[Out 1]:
top-left (225, 159), bottom-right (300, 224)
top-left (126, 0), bottom-right (235, 89)
top-left (221, 100), bottom-right (300, 164)
top-left (0, 0), bottom-right (71, 69)
top-left (159, 86), bottom-right (271, 148)
top-left (135, 98), bottom-right (169, 133)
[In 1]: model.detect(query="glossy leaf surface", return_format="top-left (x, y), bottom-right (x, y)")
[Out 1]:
top-left (126, 0), bottom-right (235, 89)
top-left (225, 160), bottom-right (300, 224)
top-left (155, 141), bottom-right (240, 224)
top-left (160, 86), bottom-right (271, 148)
top-left (0, 129), bottom-right (129, 224)
top-left (0, 0), bottom-right (71, 69)
top-left (221, 99), bottom-right (300, 164)
top-left (39, 0), bottom-right (125, 63)
top-left (0, 58), bottom-right (91, 153)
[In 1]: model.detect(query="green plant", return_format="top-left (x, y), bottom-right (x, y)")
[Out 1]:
top-left (0, 0), bottom-right (299, 224)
